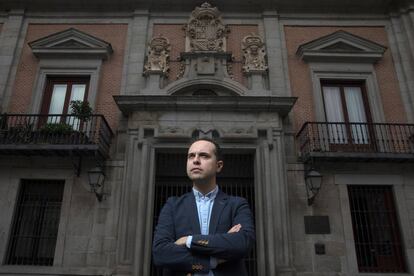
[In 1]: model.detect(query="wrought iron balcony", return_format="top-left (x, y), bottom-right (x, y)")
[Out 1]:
top-left (296, 122), bottom-right (414, 162)
top-left (0, 114), bottom-right (113, 158)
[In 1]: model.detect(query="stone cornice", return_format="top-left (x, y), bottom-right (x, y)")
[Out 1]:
top-left (113, 95), bottom-right (297, 116)
top-left (296, 30), bottom-right (387, 63)
top-left (29, 28), bottom-right (113, 60)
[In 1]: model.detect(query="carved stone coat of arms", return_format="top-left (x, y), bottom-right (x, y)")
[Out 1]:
top-left (185, 2), bottom-right (228, 52)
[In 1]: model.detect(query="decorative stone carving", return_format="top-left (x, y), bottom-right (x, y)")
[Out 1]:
top-left (242, 33), bottom-right (267, 73)
top-left (226, 59), bottom-right (234, 79)
top-left (176, 61), bottom-right (185, 80)
top-left (157, 126), bottom-right (187, 138)
top-left (144, 36), bottom-right (170, 76)
top-left (184, 2), bottom-right (228, 52)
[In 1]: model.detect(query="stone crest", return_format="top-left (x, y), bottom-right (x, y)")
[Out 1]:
top-left (242, 33), bottom-right (267, 73)
top-left (144, 36), bottom-right (170, 76)
top-left (184, 2), bottom-right (228, 52)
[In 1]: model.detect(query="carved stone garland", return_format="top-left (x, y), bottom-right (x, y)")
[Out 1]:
top-left (184, 2), bottom-right (228, 52)
top-left (242, 33), bottom-right (268, 73)
top-left (144, 36), bottom-right (170, 76)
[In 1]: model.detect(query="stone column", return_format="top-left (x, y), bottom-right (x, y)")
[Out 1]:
top-left (256, 127), bottom-right (295, 276)
top-left (0, 9), bottom-right (24, 112)
top-left (121, 10), bottom-right (149, 95)
top-left (115, 124), bottom-right (155, 276)
top-left (262, 11), bottom-right (288, 96)
top-left (388, 12), bottom-right (414, 122)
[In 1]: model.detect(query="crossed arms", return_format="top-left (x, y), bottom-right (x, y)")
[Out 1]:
top-left (152, 197), bottom-right (255, 273)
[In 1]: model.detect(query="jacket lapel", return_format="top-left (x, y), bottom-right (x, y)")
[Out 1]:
top-left (209, 190), bottom-right (228, 234)
top-left (186, 192), bottom-right (201, 235)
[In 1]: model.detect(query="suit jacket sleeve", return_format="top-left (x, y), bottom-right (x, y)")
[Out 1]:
top-left (190, 198), bottom-right (255, 260)
top-left (152, 197), bottom-right (211, 273)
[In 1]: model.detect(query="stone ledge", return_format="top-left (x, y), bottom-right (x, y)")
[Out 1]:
top-left (113, 95), bottom-right (297, 116)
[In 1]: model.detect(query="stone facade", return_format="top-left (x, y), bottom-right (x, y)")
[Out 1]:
top-left (0, 1), bottom-right (413, 276)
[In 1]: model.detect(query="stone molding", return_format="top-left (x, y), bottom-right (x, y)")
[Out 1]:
top-left (29, 28), bottom-right (113, 59)
top-left (113, 95), bottom-right (296, 116)
top-left (296, 30), bottom-right (387, 63)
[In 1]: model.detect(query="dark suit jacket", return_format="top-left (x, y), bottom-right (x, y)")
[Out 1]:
top-left (152, 190), bottom-right (255, 276)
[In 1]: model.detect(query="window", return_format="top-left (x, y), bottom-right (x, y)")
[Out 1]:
top-left (41, 76), bottom-right (89, 116)
top-left (348, 185), bottom-right (406, 273)
top-left (40, 76), bottom-right (90, 127)
top-left (6, 179), bottom-right (65, 266)
top-left (321, 81), bottom-right (373, 146)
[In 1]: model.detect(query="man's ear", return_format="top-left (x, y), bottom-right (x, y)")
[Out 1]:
top-left (216, 160), bottom-right (223, 173)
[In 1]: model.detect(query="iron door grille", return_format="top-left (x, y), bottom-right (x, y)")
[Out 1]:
top-left (152, 153), bottom-right (257, 276)
top-left (348, 185), bottom-right (406, 273)
top-left (5, 179), bottom-right (64, 266)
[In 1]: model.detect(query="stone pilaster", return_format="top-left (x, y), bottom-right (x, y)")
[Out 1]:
top-left (256, 128), bottom-right (295, 276)
top-left (262, 11), bottom-right (288, 96)
top-left (0, 9), bottom-right (24, 112)
top-left (389, 11), bottom-right (414, 122)
top-left (121, 10), bottom-right (149, 95)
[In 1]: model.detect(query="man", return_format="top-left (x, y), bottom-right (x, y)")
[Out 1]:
top-left (152, 138), bottom-right (255, 276)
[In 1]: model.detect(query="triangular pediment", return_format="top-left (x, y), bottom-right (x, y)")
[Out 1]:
top-left (296, 30), bottom-right (386, 63)
top-left (29, 28), bottom-right (113, 59)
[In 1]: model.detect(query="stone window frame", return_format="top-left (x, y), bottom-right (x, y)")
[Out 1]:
top-left (30, 59), bottom-right (102, 114)
top-left (335, 174), bottom-right (414, 275)
top-left (0, 169), bottom-right (74, 269)
top-left (27, 28), bottom-right (112, 113)
top-left (297, 30), bottom-right (388, 123)
top-left (309, 63), bottom-right (385, 123)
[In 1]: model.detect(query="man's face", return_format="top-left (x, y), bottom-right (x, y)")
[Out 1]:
top-left (186, 140), bottom-right (223, 184)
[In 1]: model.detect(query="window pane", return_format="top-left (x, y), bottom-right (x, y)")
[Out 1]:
top-left (323, 86), bottom-right (347, 143)
top-left (69, 84), bottom-right (86, 102)
top-left (344, 87), bottom-right (369, 144)
top-left (48, 85), bottom-right (67, 123)
top-left (67, 84), bottom-right (86, 129)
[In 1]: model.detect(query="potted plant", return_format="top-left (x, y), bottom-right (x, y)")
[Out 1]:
top-left (69, 100), bottom-right (93, 143)
top-left (40, 122), bottom-right (73, 135)
top-left (38, 122), bottom-right (73, 143)
top-left (70, 100), bottom-right (93, 122)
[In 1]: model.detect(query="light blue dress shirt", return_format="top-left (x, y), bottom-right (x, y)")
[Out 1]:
top-left (186, 186), bottom-right (219, 276)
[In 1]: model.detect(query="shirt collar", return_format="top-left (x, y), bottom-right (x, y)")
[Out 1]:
top-left (193, 186), bottom-right (219, 201)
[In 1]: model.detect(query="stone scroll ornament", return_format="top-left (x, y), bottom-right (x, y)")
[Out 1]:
top-left (144, 36), bottom-right (170, 76)
top-left (185, 2), bottom-right (228, 52)
top-left (242, 33), bottom-right (268, 73)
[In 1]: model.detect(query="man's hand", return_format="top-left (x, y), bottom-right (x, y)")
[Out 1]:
top-left (227, 224), bottom-right (241, 233)
top-left (175, 236), bottom-right (188, 246)
top-left (217, 224), bottom-right (243, 265)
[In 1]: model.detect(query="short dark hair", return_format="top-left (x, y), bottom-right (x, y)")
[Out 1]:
top-left (190, 138), bottom-right (223, 161)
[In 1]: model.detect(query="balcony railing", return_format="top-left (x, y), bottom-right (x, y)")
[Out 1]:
top-left (296, 122), bottom-right (414, 162)
top-left (0, 114), bottom-right (113, 157)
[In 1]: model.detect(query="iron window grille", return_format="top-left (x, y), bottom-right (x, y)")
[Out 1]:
top-left (5, 179), bottom-right (65, 266)
top-left (348, 185), bottom-right (406, 273)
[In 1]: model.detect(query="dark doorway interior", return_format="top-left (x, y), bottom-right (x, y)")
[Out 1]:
top-left (151, 152), bottom-right (257, 276)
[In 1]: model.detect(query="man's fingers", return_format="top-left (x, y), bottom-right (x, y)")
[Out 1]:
top-left (174, 236), bottom-right (187, 246)
top-left (228, 223), bottom-right (242, 233)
